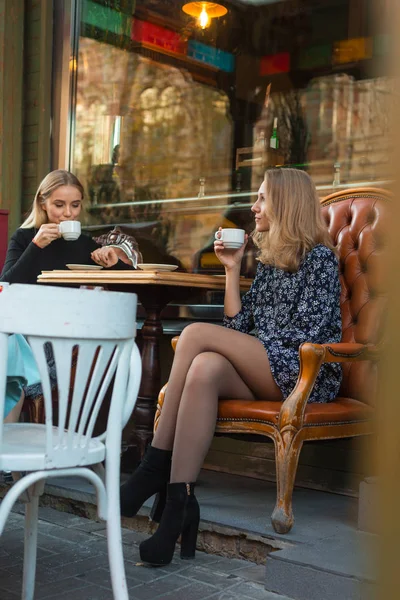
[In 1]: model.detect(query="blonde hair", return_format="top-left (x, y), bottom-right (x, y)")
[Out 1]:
top-left (20, 170), bottom-right (84, 229)
top-left (253, 168), bottom-right (335, 272)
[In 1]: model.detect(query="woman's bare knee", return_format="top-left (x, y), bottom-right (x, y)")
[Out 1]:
top-left (4, 391), bottom-right (25, 424)
top-left (185, 352), bottom-right (257, 401)
top-left (179, 322), bottom-right (205, 343)
top-left (178, 323), bottom-right (223, 352)
top-left (185, 352), bottom-right (226, 389)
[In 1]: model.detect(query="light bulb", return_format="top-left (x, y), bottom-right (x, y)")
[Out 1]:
top-left (198, 6), bottom-right (210, 29)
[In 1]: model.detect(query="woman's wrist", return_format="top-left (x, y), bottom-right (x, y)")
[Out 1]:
top-left (32, 237), bottom-right (43, 249)
top-left (224, 264), bottom-right (241, 275)
top-left (107, 243), bottom-right (134, 266)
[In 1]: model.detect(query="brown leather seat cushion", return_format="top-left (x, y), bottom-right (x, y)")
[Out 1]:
top-left (217, 397), bottom-right (373, 427)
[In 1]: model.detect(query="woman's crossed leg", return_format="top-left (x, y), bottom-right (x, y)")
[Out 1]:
top-left (152, 322), bottom-right (282, 483)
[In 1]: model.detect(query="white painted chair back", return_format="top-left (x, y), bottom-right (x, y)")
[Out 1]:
top-left (0, 283), bottom-right (141, 600)
top-left (0, 284), bottom-right (140, 468)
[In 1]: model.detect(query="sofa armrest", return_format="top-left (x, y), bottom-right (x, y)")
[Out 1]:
top-left (279, 342), bottom-right (380, 430)
top-left (319, 342), bottom-right (380, 363)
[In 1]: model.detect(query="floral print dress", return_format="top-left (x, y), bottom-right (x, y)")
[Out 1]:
top-left (223, 244), bottom-right (342, 403)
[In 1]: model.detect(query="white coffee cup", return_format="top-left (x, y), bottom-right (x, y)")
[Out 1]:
top-left (59, 220), bottom-right (81, 241)
top-left (215, 228), bottom-right (245, 249)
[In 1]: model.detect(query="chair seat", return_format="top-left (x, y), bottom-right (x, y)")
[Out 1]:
top-left (0, 424), bottom-right (106, 471)
top-left (217, 397), bottom-right (373, 427)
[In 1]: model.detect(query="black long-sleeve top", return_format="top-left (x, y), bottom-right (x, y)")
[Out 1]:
top-left (0, 227), bottom-right (131, 284)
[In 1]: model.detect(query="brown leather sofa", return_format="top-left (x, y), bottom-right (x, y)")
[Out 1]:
top-left (155, 187), bottom-right (389, 534)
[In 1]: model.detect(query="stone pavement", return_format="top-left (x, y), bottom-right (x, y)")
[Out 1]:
top-left (0, 505), bottom-right (292, 600)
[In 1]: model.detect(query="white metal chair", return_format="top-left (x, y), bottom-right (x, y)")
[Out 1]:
top-left (0, 284), bottom-right (141, 600)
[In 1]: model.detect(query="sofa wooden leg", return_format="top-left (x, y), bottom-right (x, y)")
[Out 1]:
top-left (271, 429), bottom-right (303, 534)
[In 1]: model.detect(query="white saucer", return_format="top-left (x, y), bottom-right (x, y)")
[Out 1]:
top-left (137, 264), bottom-right (178, 272)
top-left (66, 264), bottom-right (104, 270)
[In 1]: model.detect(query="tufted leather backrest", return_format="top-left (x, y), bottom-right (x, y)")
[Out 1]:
top-left (321, 188), bottom-right (390, 405)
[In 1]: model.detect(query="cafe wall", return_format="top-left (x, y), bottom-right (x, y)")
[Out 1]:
top-left (0, 0), bottom-right (53, 237)
top-left (0, 1), bottom-right (24, 237)
top-left (21, 0), bottom-right (53, 220)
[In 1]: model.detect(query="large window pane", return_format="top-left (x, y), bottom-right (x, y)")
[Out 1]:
top-left (70, 0), bottom-right (391, 279)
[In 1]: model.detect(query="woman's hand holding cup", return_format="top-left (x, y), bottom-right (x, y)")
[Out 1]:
top-left (32, 223), bottom-right (61, 249)
top-left (91, 246), bottom-right (120, 268)
top-left (214, 228), bottom-right (247, 271)
top-left (58, 221), bottom-right (81, 241)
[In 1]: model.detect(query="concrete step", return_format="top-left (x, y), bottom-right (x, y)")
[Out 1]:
top-left (0, 470), bottom-right (377, 600)
top-left (265, 529), bottom-right (376, 600)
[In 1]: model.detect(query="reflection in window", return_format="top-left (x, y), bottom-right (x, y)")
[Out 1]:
top-left (70, 0), bottom-right (391, 274)
top-left (140, 87), bottom-right (160, 126)
top-left (73, 37), bottom-right (233, 268)
top-left (251, 73), bottom-right (392, 187)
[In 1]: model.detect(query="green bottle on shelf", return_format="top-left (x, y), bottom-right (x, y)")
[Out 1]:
top-left (270, 117), bottom-right (279, 150)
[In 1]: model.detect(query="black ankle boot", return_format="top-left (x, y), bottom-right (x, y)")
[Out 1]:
top-left (139, 482), bottom-right (200, 566)
top-left (120, 446), bottom-right (172, 521)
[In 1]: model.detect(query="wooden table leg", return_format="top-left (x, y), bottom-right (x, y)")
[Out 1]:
top-left (121, 288), bottom-right (171, 470)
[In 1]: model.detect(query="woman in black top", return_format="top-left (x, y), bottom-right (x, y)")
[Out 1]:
top-left (0, 169), bottom-right (131, 284)
top-left (0, 169), bottom-right (133, 406)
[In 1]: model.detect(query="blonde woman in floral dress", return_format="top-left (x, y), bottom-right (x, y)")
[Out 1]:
top-left (121, 168), bottom-right (342, 567)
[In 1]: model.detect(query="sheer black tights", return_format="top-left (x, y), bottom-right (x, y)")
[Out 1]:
top-left (152, 323), bottom-right (282, 483)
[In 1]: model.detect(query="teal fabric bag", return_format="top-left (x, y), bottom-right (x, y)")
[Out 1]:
top-left (4, 334), bottom-right (40, 418)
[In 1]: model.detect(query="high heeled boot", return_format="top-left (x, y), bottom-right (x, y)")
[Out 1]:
top-left (139, 482), bottom-right (200, 566)
top-left (120, 446), bottom-right (172, 522)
